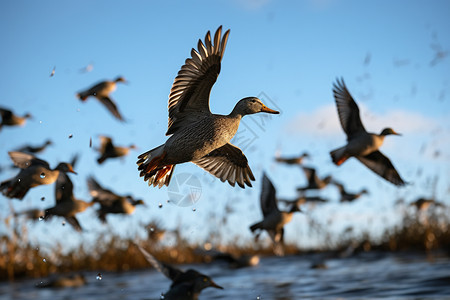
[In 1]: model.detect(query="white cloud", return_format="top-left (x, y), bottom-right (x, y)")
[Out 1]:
top-left (285, 103), bottom-right (441, 137)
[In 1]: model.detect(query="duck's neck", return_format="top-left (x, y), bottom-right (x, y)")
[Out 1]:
top-left (228, 107), bottom-right (244, 120)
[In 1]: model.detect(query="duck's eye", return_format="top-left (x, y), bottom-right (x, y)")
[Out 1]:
top-left (203, 277), bottom-right (208, 282)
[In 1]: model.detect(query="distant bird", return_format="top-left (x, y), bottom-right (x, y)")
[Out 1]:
top-left (50, 66), bottom-right (56, 77)
top-left (206, 250), bottom-right (259, 269)
top-left (15, 139), bottom-right (52, 154)
top-left (0, 152), bottom-right (76, 200)
top-left (332, 180), bottom-right (368, 203)
top-left (76, 76), bottom-right (127, 121)
top-left (278, 195), bottom-right (328, 207)
top-left (87, 176), bottom-right (145, 223)
top-left (44, 155), bottom-right (93, 232)
top-left (144, 220), bottom-right (166, 243)
top-left (14, 208), bottom-right (45, 221)
top-left (79, 63), bottom-right (94, 73)
top-left (297, 166), bottom-right (332, 192)
top-left (95, 136), bottom-right (136, 164)
top-left (250, 173), bottom-right (301, 255)
top-left (275, 152), bottom-right (309, 165)
top-left (137, 245), bottom-right (223, 300)
top-left (0, 107), bottom-right (32, 131)
top-left (430, 43), bottom-right (448, 67)
top-left (137, 26), bottom-right (279, 189)
top-left (410, 197), bottom-right (444, 211)
top-left (36, 274), bottom-right (87, 288)
top-left (330, 78), bottom-right (406, 186)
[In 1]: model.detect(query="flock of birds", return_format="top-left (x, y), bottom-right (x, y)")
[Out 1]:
top-left (0, 26), bottom-right (440, 299)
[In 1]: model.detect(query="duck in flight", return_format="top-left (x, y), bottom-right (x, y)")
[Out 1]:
top-left (0, 107), bottom-right (32, 131)
top-left (76, 76), bottom-right (127, 121)
top-left (137, 26), bottom-right (279, 189)
top-left (330, 78), bottom-right (406, 186)
top-left (250, 173), bottom-right (301, 255)
top-left (0, 152), bottom-right (76, 200)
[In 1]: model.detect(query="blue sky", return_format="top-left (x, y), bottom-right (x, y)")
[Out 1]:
top-left (0, 0), bottom-right (449, 251)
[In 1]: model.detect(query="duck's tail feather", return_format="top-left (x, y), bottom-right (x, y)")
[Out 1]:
top-left (76, 92), bottom-right (89, 101)
top-left (0, 179), bottom-right (28, 199)
top-left (330, 146), bottom-right (348, 166)
top-left (137, 145), bottom-right (174, 188)
top-left (249, 222), bottom-right (262, 232)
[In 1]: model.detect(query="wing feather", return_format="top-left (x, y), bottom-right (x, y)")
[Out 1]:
top-left (333, 78), bottom-right (367, 139)
top-left (357, 151), bottom-right (406, 186)
top-left (193, 143), bottom-right (254, 188)
top-left (166, 26), bottom-right (230, 135)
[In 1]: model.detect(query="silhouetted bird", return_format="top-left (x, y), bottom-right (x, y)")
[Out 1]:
top-left (95, 136), bottom-right (136, 164)
top-left (137, 245), bottom-right (223, 300)
top-left (76, 76), bottom-right (127, 121)
top-left (203, 249), bottom-right (259, 269)
top-left (0, 107), bottom-right (32, 131)
top-left (297, 166), bottom-right (332, 192)
top-left (137, 26), bottom-right (279, 188)
top-left (332, 180), bottom-right (368, 203)
top-left (250, 173), bottom-right (301, 255)
top-left (0, 152), bottom-right (76, 200)
top-left (144, 220), bottom-right (166, 243)
top-left (278, 195), bottom-right (328, 207)
top-left (275, 152), bottom-right (309, 165)
top-left (87, 176), bottom-right (145, 223)
top-left (36, 274), bottom-right (87, 288)
top-left (410, 197), bottom-right (444, 211)
top-left (44, 155), bottom-right (93, 231)
top-left (330, 78), bottom-right (406, 186)
top-left (15, 139), bottom-right (52, 154)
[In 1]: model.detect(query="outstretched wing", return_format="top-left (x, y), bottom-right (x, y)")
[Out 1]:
top-left (55, 172), bottom-right (75, 203)
top-left (166, 26), bottom-right (230, 135)
top-left (98, 136), bottom-right (114, 153)
top-left (260, 173), bottom-right (279, 217)
top-left (86, 176), bottom-right (119, 204)
top-left (8, 151), bottom-right (50, 169)
top-left (0, 108), bottom-right (13, 119)
top-left (97, 96), bottom-right (124, 121)
top-left (333, 78), bottom-right (367, 139)
top-left (136, 244), bottom-right (183, 282)
top-left (193, 143), bottom-right (255, 188)
top-left (357, 151), bottom-right (406, 186)
top-left (301, 166), bottom-right (318, 186)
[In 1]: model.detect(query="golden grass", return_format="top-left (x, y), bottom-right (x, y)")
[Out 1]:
top-left (1, 204), bottom-right (449, 281)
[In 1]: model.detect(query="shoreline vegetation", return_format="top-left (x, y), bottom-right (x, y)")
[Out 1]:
top-left (1, 203), bottom-right (449, 282)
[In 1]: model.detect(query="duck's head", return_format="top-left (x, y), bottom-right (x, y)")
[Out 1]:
top-left (24, 113), bottom-right (32, 119)
top-left (185, 270), bottom-right (223, 291)
top-left (56, 163), bottom-right (77, 174)
top-left (361, 188), bottom-right (369, 195)
top-left (45, 140), bottom-right (53, 146)
top-left (380, 127), bottom-right (401, 136)
top-left (233, 97), bottom-right (280, 116)
top-left (301, 152), bottom-right (310, 158)
top-left (135, 199), bottom-right (146, 206)
top-left (114, 76), bottom-right (127, 84)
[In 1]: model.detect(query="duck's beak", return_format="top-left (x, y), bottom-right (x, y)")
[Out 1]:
top-left (68, 167), bottom-right (77, 175)
top-left (393, 130), bottom-right (402, 136)
top-left (260, 104), bottom-right (280, 114)
top-left (210, 280), bottom-right (224, 289)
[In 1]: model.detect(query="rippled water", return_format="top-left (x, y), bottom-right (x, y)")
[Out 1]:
top-left (1, 251), bottom-right (450, 299)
